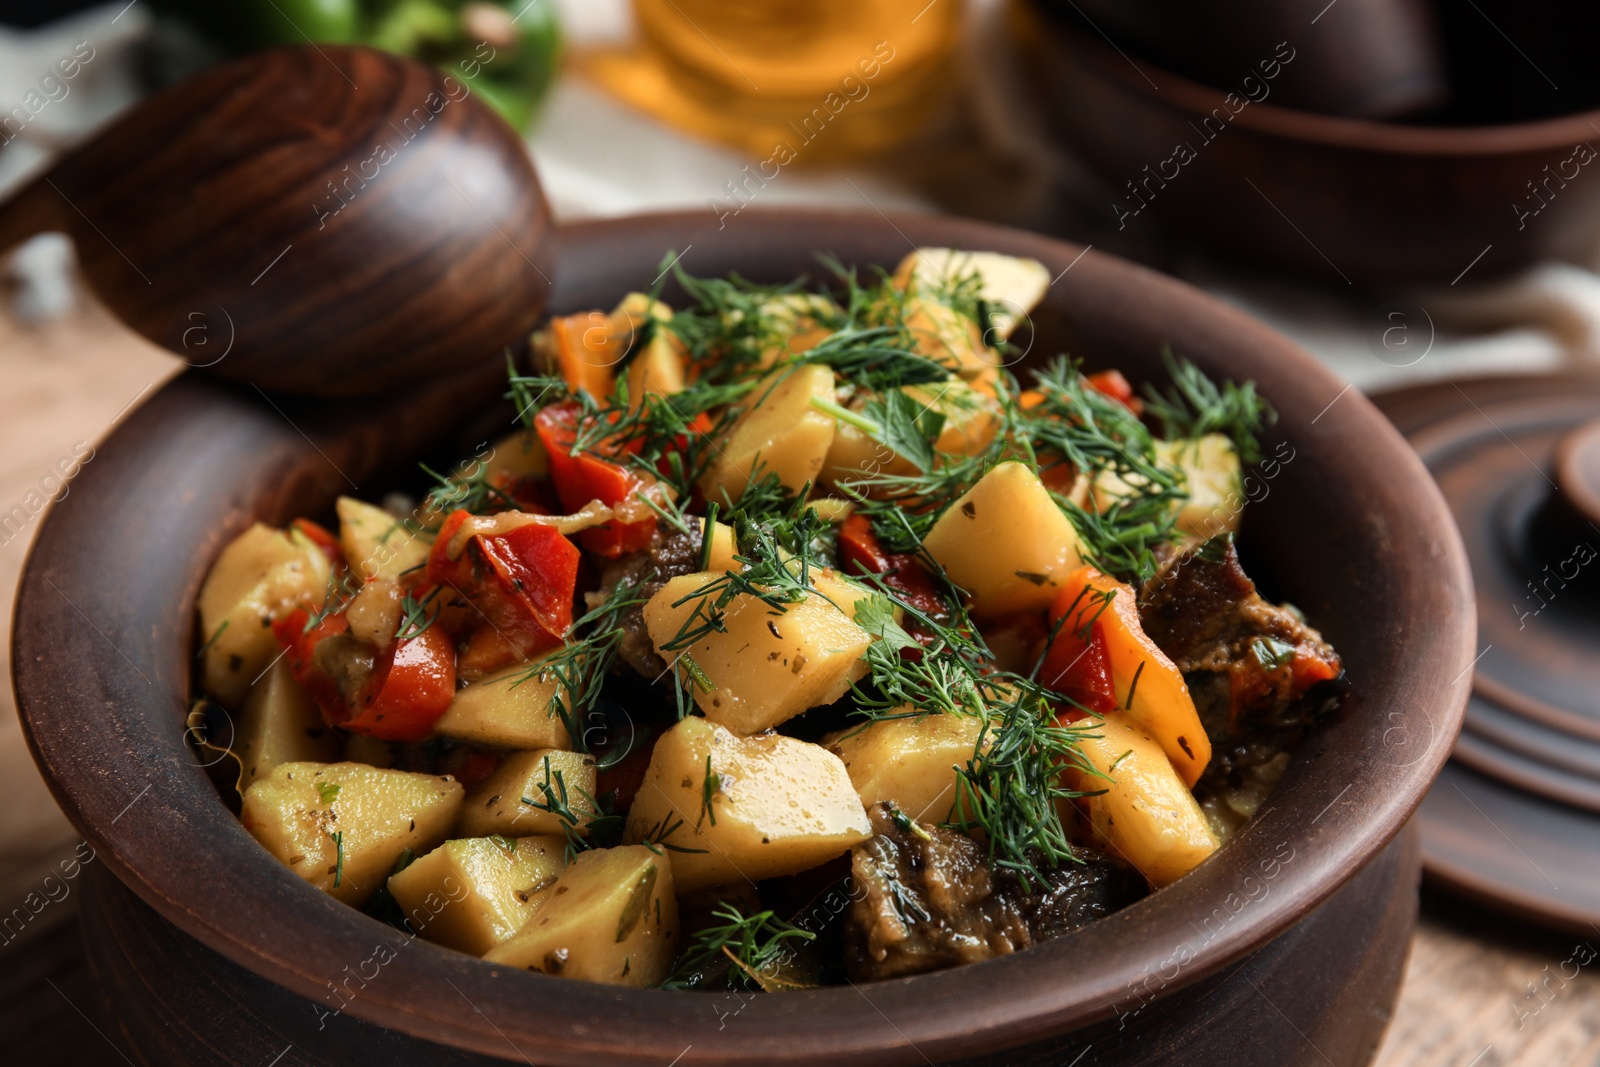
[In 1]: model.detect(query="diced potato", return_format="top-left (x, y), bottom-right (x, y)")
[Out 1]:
top-left (808, 498), bottom-right (855, 524)
top-left (821, 380), bottom-right (1000, 487)
top-left (484, 845), bottom-right (679, 986)
top-left (458, 750), bottom-right (597, 838)
top-left (198, 523), bottom-right (332, 707)
top-left (623, 718), bottom-right (871, 891)
top-left (234, 660), bottom-right (339, 790)
top-left (432, 659), bottom-right (573, 751)
top-left (902, 298), bottom-right (995, 382)
top-left (388, 835), bottom-right (567, 955)
top-left (922, 462), bottom-right (1085, 617)
top-left (1051, 567), bottom-right (1211, 787)
top-left (625, 332), bottom-right (687, 400)
top-left (894, 248), bottom-right (1051, 340)
top-left (699, 365), bottom-right (837, 505)
top-left (485, 427), bottom-right (548, 483)
top-left (337, 496), bottom-right (432, 582)
top-left (806, 568), bottom-right (881, 623)
top-left (1069, 716), bottom-right (1218, 888)
top-left (756, 293), bottom-right (838, 366)
top-left (241, 761), bottom-right (463, 906)
top-left (1091, 434), bottom-right (1243, 539)
top-left (823, 710), bottom-right (986, 822)
top-left (702, 520), bottom-right (738, 574)
top-left (643, 571), bottom-right (872, 734)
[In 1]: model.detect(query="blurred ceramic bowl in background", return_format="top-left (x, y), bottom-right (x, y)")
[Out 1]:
top-left (1015, 0), bottom-right (1600, 285)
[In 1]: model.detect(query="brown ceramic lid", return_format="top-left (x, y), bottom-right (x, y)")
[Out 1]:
top-left (1374, 374), bottom-right (1600, 930)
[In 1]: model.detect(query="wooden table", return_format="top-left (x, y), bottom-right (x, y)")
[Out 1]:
top-left (2, 299), bottom-right (1597, 1067)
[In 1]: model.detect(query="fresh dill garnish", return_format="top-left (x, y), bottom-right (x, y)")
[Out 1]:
top-left (522, 760), bottom-right (621, 863)
top-left (946, 686), bottom-right (1108, 888)
top-left (330, 830), bottom-right (345, 887)
top-left (797, 325), bottom-right (949, 391)
top-left (420, 459), bottom-right (516, 518)
top-left (394, 586), bottom-right (441, 643)
top-left (1142, 350), bottom-right (1274, 464)
top-left (634, 811), bottom-right (707, 856)
top-left (660, 903), bottom-right (816, 991)
top-left (303, 571), bottom-right (362, 633)
top-left (1250, 635), bottom-right (1296, 672)
top-left (699, 754), bottom-right (722, 829)
top-left (317, 781), bottom-right (341, 805)
top-left (197, 619), bottom-right (230, 659)
top-left (506, 576), bottom-right (653, 755)
top-left (813, 387), bottom-right (947, 475)
top-left (698, 501), bottom-right (721, 571)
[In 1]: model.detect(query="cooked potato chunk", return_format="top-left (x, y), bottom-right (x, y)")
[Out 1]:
top-left (485, 427), bottom-right (548, 483)
top-left (1070, 716), bottom-right (1218, 888)
top-left (702, 520), bottom-right (739, 574)
top-left (1091, 434), bottom-right (1243, 539)
top-left (431, 659), bottom-right (573, 751)
top-left (484, 845), bottom-right (679, 986)
top-left (894, 248), bottom-right (1051, 340)
top-left (623, 718), bottom-right (870, 892)
top-left (824, 710), bottom-right (986, 822)
top-left (388, 835), bottom-right (566, 955)
top-left (234, 660), bottom-right (339, 790)
top-left (458, 750), bottom-right (596, 838)
top-left (922, 462), bottom-right (1085, 617)
top-left (699, 365), bottom-right (837, 505)
top-left (198, 523), bottom-right (332, 707)
top-left (643, 571), bottom-right (872, 734)
top-left (821, 380), bottom-right (1000, 486)
top-left (337, 496), bottom-right (432, 582)
top-left (241, 761), bottom-right (463, 906)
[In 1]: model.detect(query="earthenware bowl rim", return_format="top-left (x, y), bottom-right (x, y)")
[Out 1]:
top-left (12, 207), bottom-right (1475, 1065)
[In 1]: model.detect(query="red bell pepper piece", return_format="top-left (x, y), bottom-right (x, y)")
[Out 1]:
top-left (290, 517), bottom-right (344, 565)
top-left (534, 401), bottom-right (657, 557)
top-left (273, 608), bottom-right (457, 741)
top-left (837, 513), bottom-right (946, 621)
top-left (1085, 369), bottom-right (1144, 415)
top-left (1040, 606), bottom-right (1118, 715)
top-left (426, 510), bottom-right (579, 669)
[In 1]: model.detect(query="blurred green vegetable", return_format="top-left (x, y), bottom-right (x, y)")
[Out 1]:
top-left (148, 0), bottom-right (561, 131)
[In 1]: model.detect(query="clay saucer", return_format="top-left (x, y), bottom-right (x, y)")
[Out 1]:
top-left (1373, 374), bottom-right (1600, 930)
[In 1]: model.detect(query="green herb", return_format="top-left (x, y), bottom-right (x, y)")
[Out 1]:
top-left (394, 586), bottom-right (441, 643)
top-left (660, 903), bottom-right (816, 991)
top-left (698, 501), bottom-right (721, 571)
top-left (1251, 635), bottom-right (1296, 672)
top-left (506, 577), bottom-right (653, 757)
top-left (331, 830), bottom-right (345, 888)
top-left (196, 619), bottom-right (230, 659)
top-left (522, 760), bottom-right (620, 862)
top-left (1123, 660), bottom-right (1146, 711)
top-left (317, 781), bottom-right (341, 805)
top-left (1142, 350), bottom-right (1274, 464)
top-left (420, 459), bottom-right (516, 518)
top-left (797, 326), bottom-right (949, 391)
top-left (699, 755), bottom-right (722, 829)
top-left (634, 811), bottom-right (707, 856)
top-left (946, 686), bottom-right (1108, 888)
top-left (303, 570), bottom-right (361, 633)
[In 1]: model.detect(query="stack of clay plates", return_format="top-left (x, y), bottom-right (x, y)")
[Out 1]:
top-left (1375, 375), bottom-right (1600, 931)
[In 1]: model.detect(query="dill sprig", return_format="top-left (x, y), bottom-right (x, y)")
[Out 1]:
top-left (521, 760), bottom-right (624, 863)
top-left (394, 586), bottom-right (441, 643)
top-left (660, 903), bottom-right (816, 991)
top-left (946, 685), bottom-right (1109, 888)
top-left (506, 576), bottom-right (653, 756)
top-left (1142, 350), bottom-right (1274, 464)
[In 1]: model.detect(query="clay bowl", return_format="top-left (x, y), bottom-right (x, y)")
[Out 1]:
top-left (13, 209), bottom-right (1473, 1065)
top-left (1013, 0), bottom-right (1600, 286)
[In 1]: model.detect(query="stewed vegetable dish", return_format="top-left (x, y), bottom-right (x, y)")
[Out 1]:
top-left (193, 248), bottom-right (1342, 990)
